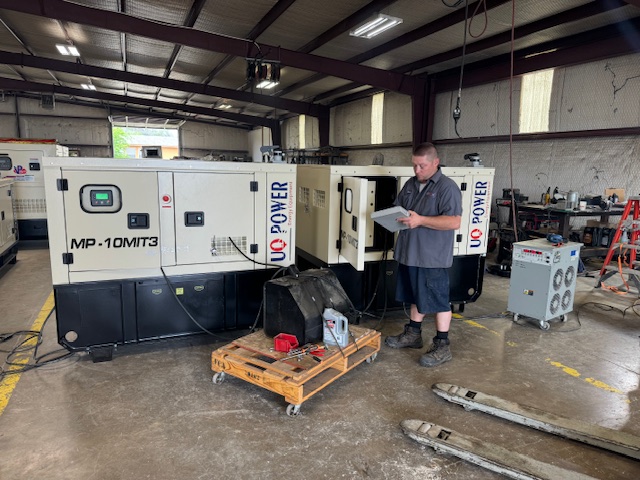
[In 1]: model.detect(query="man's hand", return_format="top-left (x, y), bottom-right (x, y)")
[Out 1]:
top-left (397, 210), bottom-right (423, 229)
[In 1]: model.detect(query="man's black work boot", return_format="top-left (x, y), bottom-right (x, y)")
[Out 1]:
top-left (384, 325), bottom-right (423, 349)
top-left (419, 337), bottom-right (452, 367)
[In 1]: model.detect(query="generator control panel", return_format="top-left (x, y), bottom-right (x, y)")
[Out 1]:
top-left (80, 185), bottom-right (121, 213)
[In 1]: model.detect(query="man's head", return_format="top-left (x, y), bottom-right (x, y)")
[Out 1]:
top-left (412, 143), bottom-right (440, 183)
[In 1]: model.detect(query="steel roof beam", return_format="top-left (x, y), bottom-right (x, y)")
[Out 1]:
top-left (274, 0), bottom-right (508, 98)
top-left (312, 0), bottom-right (629, 102)
top-left (0, 0), bottom-right (418, 95)
top-left (189, 0), bottom-right (296, 101)
top-left (0, 77), bottom-right (277, 128)
top-left (0, 50), bottom-right (325, 117)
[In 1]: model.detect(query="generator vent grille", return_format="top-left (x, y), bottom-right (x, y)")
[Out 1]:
top-left (313, 189), bottom-right (325, 208)
top-left (15, 198), bottom-right (46, 214)
top-left (211, 236), bottom-right (247, 257)
top-left (299, 186), bottom-right (310, 205)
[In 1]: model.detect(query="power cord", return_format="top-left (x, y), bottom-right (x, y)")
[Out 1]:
top-left (1, 308), bottom-right (76, 382)
top-left (159, 236), bottom-right (290, 341)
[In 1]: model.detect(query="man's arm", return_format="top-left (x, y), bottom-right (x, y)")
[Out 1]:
top-left (398, 211), bottom-right (461, 230)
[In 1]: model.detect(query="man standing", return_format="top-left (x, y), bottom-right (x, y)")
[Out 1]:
top-left (385, 143), bottom-right (462, 367)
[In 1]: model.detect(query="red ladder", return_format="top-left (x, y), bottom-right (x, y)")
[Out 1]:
top-left (596, 196), bottom-right (640, 293)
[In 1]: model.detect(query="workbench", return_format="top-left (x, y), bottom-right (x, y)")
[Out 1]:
top-left (516, 204), bottom-right (625, 239)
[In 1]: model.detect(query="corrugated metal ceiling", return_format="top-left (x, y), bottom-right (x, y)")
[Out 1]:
top-left (0, 0), bottom-right (637, 128)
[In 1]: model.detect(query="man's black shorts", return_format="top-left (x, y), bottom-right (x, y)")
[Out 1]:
top-left (396, 264), bottom-right (450, 314)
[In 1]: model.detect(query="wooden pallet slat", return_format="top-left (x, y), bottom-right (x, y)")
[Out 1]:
top-left (211, 325), bottom-right (381, 412)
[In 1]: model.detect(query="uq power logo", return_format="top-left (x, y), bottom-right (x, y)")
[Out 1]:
top-left (469, 180), bottom-right (491, 249)
top-left (269, 180), bottom-right (294, 262)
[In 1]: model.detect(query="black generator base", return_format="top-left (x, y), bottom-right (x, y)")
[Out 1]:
top-left (54, 268), bottom-right (277, 361)
top-left (295, 249), bottom-right (485, 314)
top-left (18, 219), bottom-right (48, 240)
top-left (0, 240), bottom-right (18, 277)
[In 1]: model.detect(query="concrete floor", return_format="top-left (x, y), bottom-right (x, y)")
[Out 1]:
top-left (1, 247), bottom-right (639, 480)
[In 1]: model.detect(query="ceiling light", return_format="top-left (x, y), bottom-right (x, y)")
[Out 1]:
top-left (56, 44), bottom-right (80, 56)
top-left (81, 84), bottom-right (96, 90)
top-left (256, 81), bottom-right (278, 89)
top-left (524, 48), bottom-right (559, 59)
top-left (350, 14), bottom-right (402, 39)
top-left (218, 104), bottom-right (232, 109)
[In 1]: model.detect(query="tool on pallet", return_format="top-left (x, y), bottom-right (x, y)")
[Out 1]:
top-left (279, 343), bottom-right (325, 362)
top-left (595, 195), bottom-right (640, 294)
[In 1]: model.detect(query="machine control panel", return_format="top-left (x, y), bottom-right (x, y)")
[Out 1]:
top-left (0, 156), bottom-right (11, 170)
top-left (513, 247), bottom-right (553, 265)
top-left (80, 185), bottom-right (122, 213)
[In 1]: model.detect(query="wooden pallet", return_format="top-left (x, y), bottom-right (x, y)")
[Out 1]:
top-left (211, 325), bottom-right (381, 415)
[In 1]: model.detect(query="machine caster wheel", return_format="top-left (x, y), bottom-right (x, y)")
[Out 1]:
top-left (212, 372), bottom-right (226, 385)
top-left (540, 322), bottom-right (550, 331)
top-left (365, 352), bottom-right (378, 364)
top-left (286, 404), bottom-right (301, 417)
top-left (512, 313), bottom-right (519, 323)
top-left (560, 314), bottom-right (567, 323)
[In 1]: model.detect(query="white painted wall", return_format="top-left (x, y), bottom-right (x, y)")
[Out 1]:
top-left (0, 96), bottom-right (252, 160)
top-left (432, 52), bottom-right (640, 235)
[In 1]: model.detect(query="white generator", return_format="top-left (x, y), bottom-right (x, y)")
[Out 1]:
top-left (296, 164), bottom-right (495, 311)
top-left (0, 140), bottom-right (68, 239)
top-left (0, 178), bottom-right (18, 274)
top-left (508, 238), bottom-right (583, 330)
top-left (44, 157), bottom-right (296, 361)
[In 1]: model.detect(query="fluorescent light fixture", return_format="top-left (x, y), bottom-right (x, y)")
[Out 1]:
top-left (350, 14), bottom-right (402, 38)
top-left (524, 48), bottom-right (558, 59)
top-left (218, 104), bottom-right (232, 109)
top-left (81, 84), bottom-right (96, 90)
top-left (56, 44), bottom-right (80, 56)
top-left (256, 80), bottom-right (278, 89)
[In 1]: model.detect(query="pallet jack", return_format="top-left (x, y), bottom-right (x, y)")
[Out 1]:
top-left (402, 383), bottom-right (640, 479)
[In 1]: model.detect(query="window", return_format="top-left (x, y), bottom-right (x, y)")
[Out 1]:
top-left (299, 115), bottom-right (306, 149)
top-left (371, 92), bottom-right (384, 144)
top-left (519, 69), bottom-right (554, 133)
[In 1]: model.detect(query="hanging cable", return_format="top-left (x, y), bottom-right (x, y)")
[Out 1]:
top-left (453, 0), bottom-right (471, 139)
top-left (468, 0), bottom-right (489, 38)
top-left (508, 0), bottom-right (518, 241)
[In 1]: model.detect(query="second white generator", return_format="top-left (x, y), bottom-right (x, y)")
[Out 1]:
top-left (296, 164), bottom-right (495, 311)
top-left (0, 178), bottom-right (18, 274)
top-left (0, 139), bottom-right (68, 239)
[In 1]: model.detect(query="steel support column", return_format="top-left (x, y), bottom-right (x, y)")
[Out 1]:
top-left (318, 108), bottom-right (330, 148)
top-left (411, 78), bottom-right (429, 146)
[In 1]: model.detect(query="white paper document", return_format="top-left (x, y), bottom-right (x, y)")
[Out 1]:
top-left (371, 206), bottom-right (410, 232)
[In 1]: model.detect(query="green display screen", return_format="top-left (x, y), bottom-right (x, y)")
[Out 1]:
top-left (95, 192), bottom-right (109, 200)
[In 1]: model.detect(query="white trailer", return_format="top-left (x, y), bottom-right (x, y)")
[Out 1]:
top-left (0, 140), bottom-right (68, 239)
top-left (44, 157), bottom-right (296, 361)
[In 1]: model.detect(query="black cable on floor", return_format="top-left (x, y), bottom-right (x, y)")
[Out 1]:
top-left (0, 308), bottom-right (75, 382)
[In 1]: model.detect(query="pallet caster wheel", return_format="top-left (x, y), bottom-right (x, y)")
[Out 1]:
top-left (540, 322), bottom-right (550, 331)
top-left (560, 314), bottom-right (567, 323)
top-left (212, 372), bottom-right (226, 385)
top-left (512, 313), bottom-right (519, 323)
top-left (286, 404), bottom-right (301, 417)
top-left (365, 352), bottom-right (378, 364)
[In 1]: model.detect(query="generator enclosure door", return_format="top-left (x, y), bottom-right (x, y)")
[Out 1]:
top-left (173, 172), bottom-right (255, 266)
top-left (340, 176), bottom-right (368, 271)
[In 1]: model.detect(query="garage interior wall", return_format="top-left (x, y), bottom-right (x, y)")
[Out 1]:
top-left (435, 53), bottom-right (640, 206)
top-left (0, 96), bottom-right (251, 160)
